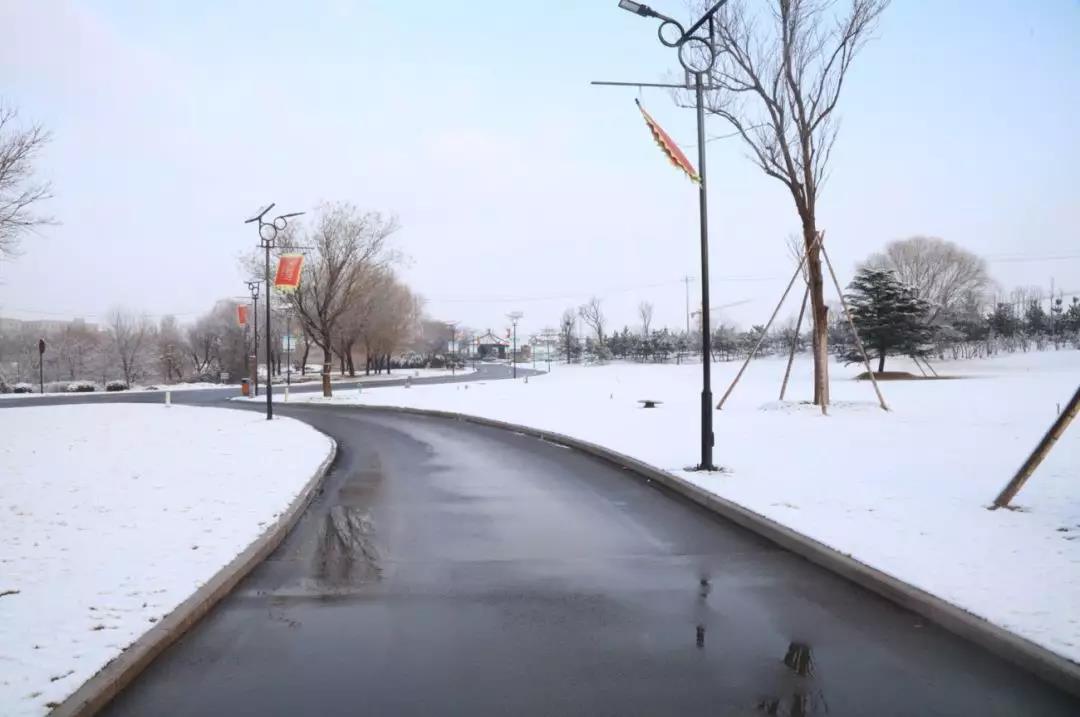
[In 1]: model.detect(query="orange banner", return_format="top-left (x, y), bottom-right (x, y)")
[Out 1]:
top-left (636, 99), bottom-right (699, 184)
top-left (274, 254), bottom-right (304, 292)
top-left (237, 304), bottom-right (248, 326)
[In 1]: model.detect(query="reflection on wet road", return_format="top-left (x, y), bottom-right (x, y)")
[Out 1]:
top-left (104, 408), bottom-right (1080, 716)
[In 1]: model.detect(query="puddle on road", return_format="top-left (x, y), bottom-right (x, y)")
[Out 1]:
top-left (314, 505), bottom-right (382, 587)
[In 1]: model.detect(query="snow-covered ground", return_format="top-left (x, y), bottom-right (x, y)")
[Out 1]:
top-left (0, 404), bottom-right (333, 716)
top-left (0, 381), bottom-right (225, 400)
top-left (285, 349), bottom-right (1080, 664)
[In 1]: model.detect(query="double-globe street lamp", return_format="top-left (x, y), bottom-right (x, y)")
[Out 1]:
top-left (245, 203), bottom-right (304, 420)
top-left (614, 0), bottom-right (727, 471)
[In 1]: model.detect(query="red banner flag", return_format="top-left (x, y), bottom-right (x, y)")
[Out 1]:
top-left (636, 99), bottom-right (699, 184)
top-left (237, 304), bottom-right (248, 326)
top-left (274, 254), bottom-right (304, 292)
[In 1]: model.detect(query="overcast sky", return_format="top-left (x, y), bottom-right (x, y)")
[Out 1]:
top-left (1, 0), bottom-right (1078, 338)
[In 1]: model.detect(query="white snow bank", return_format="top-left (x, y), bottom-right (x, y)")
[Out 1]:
top-left (286, 349), bottom-right (1080, 663)
top-left (0, 381), bottom-right (227, 400)
top-left (0, 404), bottom-right (333, 716)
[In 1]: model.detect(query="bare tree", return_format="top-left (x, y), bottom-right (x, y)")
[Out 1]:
top-left (107, 308), bottom-right (151, 386)
top-left (560, 308), bottom-right (577, 363)
top-left (157, 315), bottom-right (185, 383)
top-left (364, 277), bottom-right (420, 373)
top-left (54, 322), bottom-right (101, 381)
top-left (578, 296), bottom-right (606, 345)
top-left (0, 104), bottom-right (54, 260)
top-left (691, 0), bottom-right (889, 405)
top-left (864, 236), bottom-right (992, 324)
top-left (638, 300), bottom-right (654, 338)
top-left (286, 202), bottom-right (398, 396)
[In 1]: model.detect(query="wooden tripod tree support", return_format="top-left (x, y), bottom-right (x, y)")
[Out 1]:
top-left (820, 242), bottom-right (889, 412)
top-left (779, 284), bottom-right (810, 401)
top-left (992, 384), bottom-right (1080, 509)
top-left (717, 234), bottom-right (821, 410)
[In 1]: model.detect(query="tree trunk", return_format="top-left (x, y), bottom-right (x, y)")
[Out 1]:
top-left (804, 224), bottom-right (830, 406)
top-left (385, 354), bottom-right (391, 374)
top-left (346, 351), bottom-right (355, 377)
top-left (877, 352), bottom-right (886, 374)
top-left (300, 343), bottom-right (310, 376)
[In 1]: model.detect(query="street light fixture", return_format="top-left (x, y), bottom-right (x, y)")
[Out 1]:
top-left (246, 280), bottom-right (260, 398)
top-left (612, 0), bottom-right (728, 471)
top-left (447, 321), bottom-right (459, 377)
top-left (507, 311), bottom-right (523, 379)
top-left (245, 203), bottom-right (305, 420)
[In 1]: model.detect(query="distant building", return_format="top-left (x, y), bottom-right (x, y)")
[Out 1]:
top-left (0, 316), bottom-right (99, 334)
top-left (475, 330), bottom-right (509, 360)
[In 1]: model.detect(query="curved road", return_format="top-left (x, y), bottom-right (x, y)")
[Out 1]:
top-left (100, 407), bottom-right (1075, 715)
top-left (4, 367), bottom-right (1078, 714)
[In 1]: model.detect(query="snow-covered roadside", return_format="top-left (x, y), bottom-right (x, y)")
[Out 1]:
top-left (0, 382), bottom-right (226, 400)
top-left (0, 404), bottom-right (333, 716)
top-left (283, 349), bottom-right (1080, 664)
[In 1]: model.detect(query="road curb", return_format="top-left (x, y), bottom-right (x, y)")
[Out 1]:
top-left (355, 403), bottom-right (1080, 699)
top-left (50, 433), bottom-right (339, 717)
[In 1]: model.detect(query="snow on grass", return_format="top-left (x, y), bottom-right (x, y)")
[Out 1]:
top-left (0, 381), bottom-right (227, 400)
top-left (286, 349), bottom-right (1080, 664)
top-left (0, 404), bottom-right (333, 716)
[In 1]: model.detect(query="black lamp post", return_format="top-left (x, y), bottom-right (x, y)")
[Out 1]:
top-left (615, 0), bottom-right (726, 471)
top-left (507, 311), bottom-right (523, 379)
top-left (245, 203), bottom-right (305, 420)
top-left (447, 321), bottom-right (458, 377)
top-left (246, 280), bottom-right (260, 398)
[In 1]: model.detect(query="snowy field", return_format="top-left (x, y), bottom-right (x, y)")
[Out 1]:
top-left (287, 349), bottom-right (1080, 664)
top-left (0, 404), bottom-right (333, 716)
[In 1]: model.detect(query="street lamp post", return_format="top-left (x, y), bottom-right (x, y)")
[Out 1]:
top-left (447, 321), bottom-right (458, 377)
top-left (245, 203), bottom-right (305, 420)
top-left (612, 0), bottom-right (726, 471)
top-left (507, 311), bottom-right (523, 379)
top-left (246, 280), bottom-right (260, 398)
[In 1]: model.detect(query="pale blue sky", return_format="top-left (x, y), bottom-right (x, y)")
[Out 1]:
top-left (1, 1), bottom-right (1077, 336)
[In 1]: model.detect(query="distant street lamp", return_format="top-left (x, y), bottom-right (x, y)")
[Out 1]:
top-left (246, 280), bottom-right (260, 398)
top-left (245, 203), bottom-right (305, 420)
top-left (612, 0), bottom-right (728, 471)
top-left (507, 311), bottom-right (523, 378)
top-left (447, 321), bottom-right (459, 377)
top-left (37, 338), bottom-right (46, 394)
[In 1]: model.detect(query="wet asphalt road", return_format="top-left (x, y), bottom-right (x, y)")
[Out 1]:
top-left (90, 404), bottom-right (1079, 715)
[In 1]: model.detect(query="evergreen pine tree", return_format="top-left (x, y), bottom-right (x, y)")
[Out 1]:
top-left (844, 268), bottom-right (933, 373)
top-left (1023, 300), bottom-right (1047, 335)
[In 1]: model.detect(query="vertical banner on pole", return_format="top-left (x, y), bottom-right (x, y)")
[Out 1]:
top-left (274, 254), bottom-right (304, 291)
top-left (237, 304), bottom-right (248, 326)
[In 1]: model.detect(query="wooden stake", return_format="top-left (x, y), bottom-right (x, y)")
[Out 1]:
top-left (993, 384), bottom-right (1080, 508)
top-left (780, 283), bottom-right (810, 401)
top-left (820, 242), bottom-right (889, 411)
top-left (911, 355), bottom-right (928, 377)
top-left (718, 235), bottom-right (820, 410)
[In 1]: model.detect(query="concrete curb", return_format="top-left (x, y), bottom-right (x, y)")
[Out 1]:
top-left (50, 433), bottom-right (339, 717)
top-left (355, 403), bottom-right (1080, 699)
